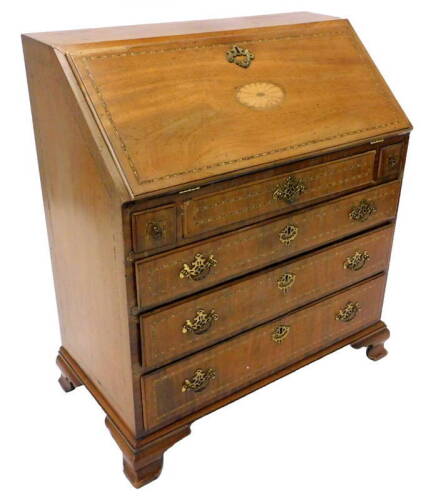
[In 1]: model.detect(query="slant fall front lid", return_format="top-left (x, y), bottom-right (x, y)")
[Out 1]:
top-left (69, 18), bottom-right (410, 196)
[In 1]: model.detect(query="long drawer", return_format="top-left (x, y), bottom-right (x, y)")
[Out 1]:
top-left (182, 151), bottom-right (376, 238)
top-left (142, 274), bottom-right (387, 430)
top-left (140, 224), bottom-right (394, 370)
top-left (136, 181), bottom-right (400, 309)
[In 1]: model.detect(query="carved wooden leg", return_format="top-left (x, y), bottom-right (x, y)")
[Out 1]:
top-left (106, 417), bottom-right (191, 488)
top-left (56, 352), bottom-right (83, 392)
top-left (351, 324), bottom-right (390, 361)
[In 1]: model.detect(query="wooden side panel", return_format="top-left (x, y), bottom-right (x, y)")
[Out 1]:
top-left (142, 274), bottom-right (387, 430)
top-left (140, 225), bottom-right (394, 370)
top-left (22, 37), bottom-right (138, 434)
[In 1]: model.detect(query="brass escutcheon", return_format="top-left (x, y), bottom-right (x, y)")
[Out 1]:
top-left (336, 301), bottom-right (360, 322)
top-left (273, 176), bottom-right (306, 204)
top-left (225, 45), bottom-right (255, 68)
top-left (179, 253), bottom-right (217, 281)
top-left (181, 368), bottom-right (216, 393)
top-left (272, 325), bottom-right (290, 343)
top-left (182, 309), bottom-right (219, 335)
top-left (277, 272), bottom-right (296, 293)
top-left (279, 224), bottom-right (299, 246)
top-left (349, 200), bottom-right (377, 222)
top-left (344, 250), bottom-right (370, 271)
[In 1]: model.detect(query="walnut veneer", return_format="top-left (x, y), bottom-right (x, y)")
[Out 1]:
top-left (23, 12), bottom-right (411, 488)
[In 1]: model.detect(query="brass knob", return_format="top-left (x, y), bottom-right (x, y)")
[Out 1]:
top-left (225, 45), bottom-right (255, 68)
top-left (272, 325), bottom-right (290, 343)
top-left (344, 250), bottom-right (370, 271)
top-left (349, 200), bottom-right (377, 222)
top-left (336, 301), bottom-right (360, 322)
top-left (277, 272), bottom-right (296, 293)
top-left (179, 253), bottom-right (217, 281)
top-left (279, 224), bottom-right (299, 246)
top-left (147, 221), bottom-right (163, 240)
top-left (182, 309), bottom-right (218, 335)
top-left (181, 368), bottom-right (216, 393)
top-left (273, 176), bottom-right (306, 204)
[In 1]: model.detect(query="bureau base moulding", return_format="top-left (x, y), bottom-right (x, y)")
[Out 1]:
top-left (57, 320), bottom-right (389, 488)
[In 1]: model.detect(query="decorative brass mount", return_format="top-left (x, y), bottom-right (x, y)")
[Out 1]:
top-left (336, 301), bottom-right (360, 322)
top-left (225, 45), bottom-right (255, 68)
top-left (147, 221), bottom-right (163, 240)
top-left (182, 309), bottom-right (219, 335)
top-left (279, 224), bottom-right (299, 246)
top-left (181, 368), bottom-right (216, 393)
top-left (179, 253), bottom-right (217, 281)
top-left (349, 200), bottom-right (377, 222)
top-left (277, 272), bottom-right (296, 292)
top-left (344, 250), bottom-right (370, 271)
top-left (272, 325), bottom-right (290, 343)
top-left (273, 176), bottom-right (306, 204)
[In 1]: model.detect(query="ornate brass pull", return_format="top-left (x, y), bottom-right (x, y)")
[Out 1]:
top-left (182, 309), bottom-right (218, 335)
top-left (273, 176), bottom-right (306, 204)
top-left (272, 325), bottom-right (290, 343)
top-left (344, 250), bottom-right (370, 271)
top-left (349, 200), bottom-right (377, 222)
top-left (388, 156), bottom-right (398, 170)
top-left (336, 301), bottom-right (360, 322)
top-left (225, 45), bottom-right (255, 68)
top-left (277, 272), bottom-right (296, 293)
top-left (179, 253), bottom-right (217, 281)
top-left (181, 368), bottom-right (216, 393)
top-left (279, 224), bottom-right (299, 246)
top-left (147, 221), bottom-right (163, 240)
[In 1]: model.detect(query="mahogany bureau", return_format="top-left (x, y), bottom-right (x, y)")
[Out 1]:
top-left (23, 12), bottom-right (411, 488)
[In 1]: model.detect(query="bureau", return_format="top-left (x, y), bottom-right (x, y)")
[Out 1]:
top-left (23, 12), bottom-right (411, 488)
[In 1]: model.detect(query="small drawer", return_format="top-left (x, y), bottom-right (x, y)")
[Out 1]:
top-left (377, 142), bottom-right (404, 181)
top-left (132, 205), bottom-right (176, 253)
top-left (182, 151), bottom-right (376, 237)
top-left (141, 274), bottom-right (387, 430)
top-left (140, 224), bottom-right (394, 371)
top-left (136, 181), bottom-right (400, 309)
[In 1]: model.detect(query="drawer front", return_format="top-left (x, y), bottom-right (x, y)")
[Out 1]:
top-left (136, 181), bottom-right (400, 309)
top-left (132, 204), bottom-right (177, 253)
top-left (182, 151), bottom-right (376, 237)
top-left (377, 142), bottom-right (404, 181)
top-left (142, 274), bottom-right (387, 430)
top-left (140, 225), bottom-right (394, 370)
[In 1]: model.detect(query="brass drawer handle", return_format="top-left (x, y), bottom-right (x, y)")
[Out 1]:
top-left (181, 368), bottom-right (216, 393)
top-left (147, 221), bottom-right (164, 240)
top-left (349, 199), bottom-right (377, 222)
top-left (182, 309), bottom-right (218, 335)
top-left (336, 301), bottom-right (360, 322)
top-left (179, 253), bottom-right (217, 281)
top-left (277, 272), bottom-right (296, 293)
top-left (226, 45), bottom-right (255, 68)
top-left (279, 224), bottom-right (299, 246)
top-left (344, 250), bottom-right (370, 271)
top-left (272, 325), bottom-right (290, 343)
top-left (273, 176), bottom-right (306, 204)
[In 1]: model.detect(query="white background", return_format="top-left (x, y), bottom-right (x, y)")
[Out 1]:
top-left (1, 1), bottom-right (429, 499)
